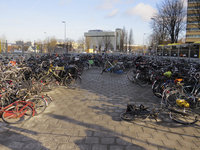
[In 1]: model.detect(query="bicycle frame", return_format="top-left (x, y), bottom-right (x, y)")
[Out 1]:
top-left (0, 100), bottom-right (35, 117)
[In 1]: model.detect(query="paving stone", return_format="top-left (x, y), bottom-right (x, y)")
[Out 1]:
top-left (7, 141), bottom-right (24, 149)
top-left (136, 132), bottom-right (153, 139)
top-left (56, 142), bottom-right (75, 150)
top-left (100, 138), bottom-right (115, 144)
top-left (162, 139), bottom-right (181, 149)
top-left (165, 133), bottom-right (184, 140)
top-left (177, 140), bottom-right (198, 148)
top-left (79, 130), bottom-right (93, 136)
top-left (85, 137), bottom-right (99, 144)
top-left (116, 137), bottom-right (132, 145)
top-left (92, 144), bottom-right (108, 150)
top-left (109, 145), bottom-right (124, 150)
top-left (74, 144), bottom-right (92, 150)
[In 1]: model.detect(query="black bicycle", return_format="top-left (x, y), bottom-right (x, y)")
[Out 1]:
top-left (120, 104), bottom-right (158, 121)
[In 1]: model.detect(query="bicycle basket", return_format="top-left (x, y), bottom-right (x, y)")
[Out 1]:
top-left (164, 71), bottom-right (172, 78)
top-left (88, 60), bottom-right (94, 65)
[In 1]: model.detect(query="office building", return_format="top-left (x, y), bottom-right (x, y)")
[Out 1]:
top-left (186, 0), bottom-right (200, 43)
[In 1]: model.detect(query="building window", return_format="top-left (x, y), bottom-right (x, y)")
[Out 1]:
top-left (187, 14), bottom-right (200, 17)
top-left (186, 35), bottom-right (200, 38)
top-left (188, 7), bottom-right (200, 10)
top-left (186, 28), bottom-right (200, 31)
top-left (188, 0), bottom-right (200, 2)
top-left (187, 21), bottom-right (200, 24)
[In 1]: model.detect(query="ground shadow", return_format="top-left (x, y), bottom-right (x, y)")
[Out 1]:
top-left (49, 114), bottom-right (175, 150)
top-left (0, 121), bottom-right (49, 150)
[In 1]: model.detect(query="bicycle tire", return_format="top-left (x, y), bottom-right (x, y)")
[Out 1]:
top-left (127, 69), bottom-right (137, 83)
top-left (120, 111), bottom-right (149, 121)
top-left (39, 75), bottom-right (55, 90)
top-left (64, 75), bottom-right (82, 89)
top-left (2, 104), bottom-right (33, 124)
top-left (26, 96), bottom-right (47, 115)
top-left (165, 89), bottom-right (181, 106)
top-left (152, 80), bottom-right (163, 98)
top-left (120, 112), bottom-right (133, 121)
top-left (168, 106), bottom-right (199, 125)
top-left (136, 72), bottom-right (148, 87)
top-left (43, 94), bottom-right (53, 105)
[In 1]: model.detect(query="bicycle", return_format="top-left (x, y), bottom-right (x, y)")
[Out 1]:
top-left (39, 64), bottom-right (81, 89)
top-left (121, 73), bottom-right (200, 125)
top-left (101, 59), bottom-right (125, 74)
top-left (0, 93), bottom-right (35, 124)
top-left (120, 104), bottom-right (158, 122)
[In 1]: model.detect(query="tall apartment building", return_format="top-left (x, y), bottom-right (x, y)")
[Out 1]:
top-left (186, 0), bottom-right (200, 43)
top-left (84, 28), bottom-right (123, 52)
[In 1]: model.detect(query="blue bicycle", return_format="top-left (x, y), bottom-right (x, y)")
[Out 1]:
top-left (101, 59), bottom-right (125, 74)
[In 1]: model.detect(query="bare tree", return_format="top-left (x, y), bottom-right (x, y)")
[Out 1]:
top-left (97, 37), bottom-right (103, 53)
top-left (35, 39), bottom-right (43, 53)
top-left (1, 34), bottom-right (7, 53)
top-left (68, 39), bottom-right (74, 52)
top-left (155, 0), bottom-right (187, 43)
top-left (85, 36), bottom-right (91, 49)
top-left (77, 36), bottom-right (85, 51)
top-left (150, 17), bottom-right (168, 44)
top-left (49, 36), bottom-right (57, 53)
top-left (128, 28), bottom-right (134, 52)
top-left (102, 34), bottom-right (112, 52)
top-left (121, 26), bottom-right (128, 52)
top-left (188, 0), bottom-right (200, 30)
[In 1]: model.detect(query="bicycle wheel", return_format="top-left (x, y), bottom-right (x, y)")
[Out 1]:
top-left (47, 80), bottom-right (59, 90)
top-left (136, 72), bottom-right (149, 87)
top-left (152, 80), bottom-right (163, 98)
top-left (2, 105), bottom-right (33, 124)
top-left (64, 75), bottom-right (82, 89)
top-left (165, 89), bottom-right (181, 106)
top-left (120, 112), bottom-right (133, 121)
top-left (127, 69), bottom-right (137, 83)
top-left (39, 75), bottom-right (55, 91)
top-left (169, 106), bottom-right (199, 125)
top-left (26, 96), bottom-right (47, 115)
top-left (30, 81), bottom-right (44, 94)
top-left (42, 94), bottom-right (53, 105)
top-left (120, 111), bottom-right (149, 121)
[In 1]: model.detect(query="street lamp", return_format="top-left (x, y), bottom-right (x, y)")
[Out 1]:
top-left (44, 32), bottom-right (47, 53)
top-left (143, 33), bottom-right (147, 55)
top-left (62, 21), bottom-right (67, 53)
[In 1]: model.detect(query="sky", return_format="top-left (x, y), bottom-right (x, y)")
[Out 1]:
top-left (0, 0), bottom-right (185, 45)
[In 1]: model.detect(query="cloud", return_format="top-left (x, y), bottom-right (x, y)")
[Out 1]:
top-left (90, 17), bottom-right (96, 22)
top-left (59, 0), bottom-right (73, 5)
top-left (96, 0), bottom-right (122, 10)
top-left (106, 9), bottom-right (120, 18)
top-left (124, 3), bottom-right (157, 22)
top-left (14, 20), bottom-right (18, 23)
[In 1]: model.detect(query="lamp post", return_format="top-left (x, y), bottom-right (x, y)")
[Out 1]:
top-left (143, 33), bottom-right (146, 55)
top-left (44, 32), bottom-right (47, 53)
top-left (62, 21), bottom-right (67, 53)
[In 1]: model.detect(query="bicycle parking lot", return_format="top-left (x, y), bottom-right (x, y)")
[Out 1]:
top-left (0, 69), bottom-right (200, 150)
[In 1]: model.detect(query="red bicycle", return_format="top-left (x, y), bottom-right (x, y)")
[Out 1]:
top-left (0, 98), bottom-right (35, 124)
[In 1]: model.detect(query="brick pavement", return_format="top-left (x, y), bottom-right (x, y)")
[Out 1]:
top-left (0, 69), bottom-right (200, 150)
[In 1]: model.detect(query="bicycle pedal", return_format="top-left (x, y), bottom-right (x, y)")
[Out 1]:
top-left (139, 104), bottom-right (149, 110)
